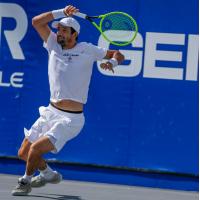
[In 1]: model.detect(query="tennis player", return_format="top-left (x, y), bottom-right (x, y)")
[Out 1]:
top-left (12, 5), bottom-right (124, 196)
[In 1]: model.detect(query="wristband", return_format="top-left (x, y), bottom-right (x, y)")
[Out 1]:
top-left (52, 9), bottom-right (66, 19)
top-left (108, 58), bottom-right (118, 68)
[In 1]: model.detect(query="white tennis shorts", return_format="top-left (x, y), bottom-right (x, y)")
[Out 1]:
top-left (24, 104), bottom-right (85, 153)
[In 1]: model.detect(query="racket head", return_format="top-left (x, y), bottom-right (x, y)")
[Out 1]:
top-left (99, 12), bottom-right (138, 46)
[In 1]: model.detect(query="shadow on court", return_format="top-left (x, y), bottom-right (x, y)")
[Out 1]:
top-left (25, 193), bottom-right (84, 200)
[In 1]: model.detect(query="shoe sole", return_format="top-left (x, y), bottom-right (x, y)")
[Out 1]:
top-left (31, 174), bottom-right (62, 188)
top-left (12, 189), bottom-right (32, 196)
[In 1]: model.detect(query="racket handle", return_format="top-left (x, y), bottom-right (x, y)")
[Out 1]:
top-left (73, 12), bottom-right (87, 19)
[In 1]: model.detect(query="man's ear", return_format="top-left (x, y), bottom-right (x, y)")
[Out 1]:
top-left (72, 32), bottom-right (78, 39)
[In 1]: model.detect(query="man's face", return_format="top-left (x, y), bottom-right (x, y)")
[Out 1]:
top-left (56, 24), bottom-right (72, 48)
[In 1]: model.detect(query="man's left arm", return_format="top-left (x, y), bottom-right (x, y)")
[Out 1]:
top-left (100, 50), bottom-right (125, 73)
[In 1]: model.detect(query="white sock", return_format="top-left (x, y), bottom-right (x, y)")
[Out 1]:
top-left (22, 173), bottom-right (33, 183)
top-left (39, 164), bottom-right (55, 180)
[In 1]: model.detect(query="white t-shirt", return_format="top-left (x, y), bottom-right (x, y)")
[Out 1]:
top-left (43, 31), bottom-right (107, 104)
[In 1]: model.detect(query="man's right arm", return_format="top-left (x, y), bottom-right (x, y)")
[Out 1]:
top-left (32, 12), bottom-right (53, 43)
top-left (32, 5), bottom-right (79, 43)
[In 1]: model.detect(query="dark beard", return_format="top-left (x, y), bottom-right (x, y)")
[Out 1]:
top-left (57, 36), bottom-right (66, 49)
top-left (58, 40), bottom-right (65, 49)
top-left (57, 39), bottom-right (65, 49)
top-left (57, 36), bottom-right (73, 49)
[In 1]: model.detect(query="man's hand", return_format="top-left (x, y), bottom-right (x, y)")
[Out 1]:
top-left (64, 5), bottom-right (79, 16)
top-left (100, 62), bottom-right (115, 73)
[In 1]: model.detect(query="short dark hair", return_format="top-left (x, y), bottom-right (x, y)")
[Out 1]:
top-left (70, 27), bottom-right (78, 41)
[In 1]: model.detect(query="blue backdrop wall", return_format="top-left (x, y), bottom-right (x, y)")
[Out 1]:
top-left (0, 0), bottom-right (198, 186)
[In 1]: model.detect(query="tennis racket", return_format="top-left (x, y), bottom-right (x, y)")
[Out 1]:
top-left (73, 11), bottom-right (138, 46)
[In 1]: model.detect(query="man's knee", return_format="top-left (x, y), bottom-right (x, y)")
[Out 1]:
top-left (27, 145), bottom-right (42, 162)
top-left (18, 148), bottom-right (28, 161)
top-left (18, 138), bottom-right (32, 161)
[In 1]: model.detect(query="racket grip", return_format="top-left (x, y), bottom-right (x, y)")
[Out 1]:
top-left (73, 12), bottom-right (87, 19)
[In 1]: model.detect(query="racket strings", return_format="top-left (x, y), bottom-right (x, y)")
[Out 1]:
top-left (101, 13), bottom-right (136, 32)
top-left (100, 13), bottom-right (137, 46)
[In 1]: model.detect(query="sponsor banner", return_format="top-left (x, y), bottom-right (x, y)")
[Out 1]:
top-left (0, 0), bottom-right (198, 175)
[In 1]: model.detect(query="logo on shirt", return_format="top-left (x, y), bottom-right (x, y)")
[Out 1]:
top-left (63, 53), bottom-right (79, 62)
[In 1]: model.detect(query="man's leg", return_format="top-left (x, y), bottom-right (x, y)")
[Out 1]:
top-left (18, 137), bottom-right (61, 187)
top-left (30, 136), bottom-right (62, 188)
top-left (18, 138), bottom-right (31, 161)
top-left (18, 138), bottom-right (48, 171)
top-left (12, 137), bottom-right (55, 196)
top-left (26, 136), bottom-right (55, 176)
